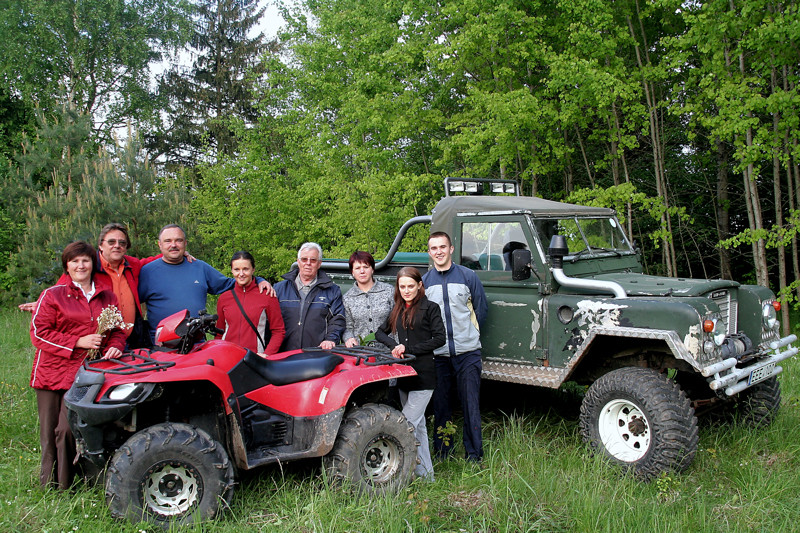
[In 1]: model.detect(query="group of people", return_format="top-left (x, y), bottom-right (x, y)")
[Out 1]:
top-left (23, 223), bottom-right (487, 489)
top-left (305, 231), bottom-right (488, 480)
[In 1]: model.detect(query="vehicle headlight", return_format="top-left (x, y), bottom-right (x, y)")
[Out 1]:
top-left (762, 302), bottom-right (778, 330)
top-left (106, 383), bottom-right (143, 401)
top-left (712, 319), bottom-right (727, 346)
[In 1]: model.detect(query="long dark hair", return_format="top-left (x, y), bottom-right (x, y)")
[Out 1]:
top-left (387, 267), bottom-right (425, 333)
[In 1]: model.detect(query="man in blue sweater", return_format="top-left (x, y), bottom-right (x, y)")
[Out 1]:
top-left (423, 231), bottom-right (488, 462)
top-left (138, 224), bottom-right (271, 343)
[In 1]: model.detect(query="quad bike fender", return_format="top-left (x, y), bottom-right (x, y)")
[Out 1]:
top-left (245, 362), bottom-right (416, 418)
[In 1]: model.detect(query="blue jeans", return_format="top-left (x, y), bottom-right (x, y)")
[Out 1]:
top-left (432, 350), bottom-right (483, 461)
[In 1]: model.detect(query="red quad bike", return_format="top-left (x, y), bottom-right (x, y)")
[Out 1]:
top-left (65, 310), bottom-right (419, 526)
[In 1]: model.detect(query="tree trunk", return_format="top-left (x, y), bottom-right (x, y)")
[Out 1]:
top-left (715, 139), bottom-right (733, 280)
top-left (770, 62), bottom-right (789, 334)
top-left (574, 125), bottom-right (595, 188)
top-left (628, 7), bottom-right (675, 275)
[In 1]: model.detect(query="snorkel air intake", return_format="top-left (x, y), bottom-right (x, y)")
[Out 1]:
top-left (548, 235), bottom-right (627, 298)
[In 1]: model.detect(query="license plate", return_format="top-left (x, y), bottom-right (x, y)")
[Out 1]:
top-left (748, 362), bottom-right (775, 386)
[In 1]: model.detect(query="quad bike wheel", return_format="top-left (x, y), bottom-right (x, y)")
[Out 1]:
top-left (579, 367), bottom-right (699, 480)
top-left (734, 376), bottom-right (781, 428)
top-left (105, 422), bottom-right (234, 526)
top-left (323, 403), bottom-right (417, 494)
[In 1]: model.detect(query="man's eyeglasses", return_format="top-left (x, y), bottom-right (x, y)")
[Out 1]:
top-left (104, 239), bottom-right (128, 248)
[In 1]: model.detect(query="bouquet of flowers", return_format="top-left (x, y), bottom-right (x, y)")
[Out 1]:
top-left (88, 305), bottom-right (132, 360)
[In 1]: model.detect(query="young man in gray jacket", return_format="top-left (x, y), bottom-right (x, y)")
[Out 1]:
top-left (423, 231), bottom-right (488, 462)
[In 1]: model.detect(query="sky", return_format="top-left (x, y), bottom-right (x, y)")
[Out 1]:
top-left (258, 1), bottom-right (286, 40)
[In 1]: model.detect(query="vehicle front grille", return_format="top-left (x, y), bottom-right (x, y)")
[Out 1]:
top-left (710, 289), bottom-right (737, 334)
top-left (65, 385), bottom-right (90, 402)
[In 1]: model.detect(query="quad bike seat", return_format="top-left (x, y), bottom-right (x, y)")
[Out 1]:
top-left (243, 350), bottom-right (344, 386)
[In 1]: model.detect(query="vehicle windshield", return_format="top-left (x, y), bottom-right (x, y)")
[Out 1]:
top-left (532, 217), bottom-right (633, 258)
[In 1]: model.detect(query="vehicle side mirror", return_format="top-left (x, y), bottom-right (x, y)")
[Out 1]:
top-left (511, 249), bottom-right (532, 281)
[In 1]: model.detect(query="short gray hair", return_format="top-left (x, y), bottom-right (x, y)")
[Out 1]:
top-left (297, 242), bottom-right (323, 261)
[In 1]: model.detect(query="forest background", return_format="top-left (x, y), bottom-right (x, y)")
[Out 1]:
top-left (1, 0), bottom-right (799, 331)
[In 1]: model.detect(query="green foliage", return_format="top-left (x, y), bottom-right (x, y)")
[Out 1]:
top-left (147, 0), bottom-right (274, 168)
top-left (0, 0), bottom-right (192, 142)
top-left (4, 126), bottom-right (193, 302)
top-left (565, 183), bottom-right (691, 248)
top-left (719, 209), bottom-right (800, 251)
top-left (0, 87), bottom-right (35, 159)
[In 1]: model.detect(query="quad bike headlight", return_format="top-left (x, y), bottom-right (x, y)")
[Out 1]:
top-left (107, 383), bottom-right (141, 401)
top-left (104, 383), bottom-right (147, 402)
top-left (762, 302), bottom-right (778, 330)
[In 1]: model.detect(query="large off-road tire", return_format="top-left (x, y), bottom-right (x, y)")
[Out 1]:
top-left (323, 403), bottom-right (417, 494)
top-left (579, 367), bottom-right (699, 480)
top-left (735, 376), bottom-right (781, 428)
top-left (105, 423), bottom-right (234, 526)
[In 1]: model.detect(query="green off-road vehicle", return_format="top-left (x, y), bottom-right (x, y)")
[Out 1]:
top-left (325, 178), bottom-right (798, 479)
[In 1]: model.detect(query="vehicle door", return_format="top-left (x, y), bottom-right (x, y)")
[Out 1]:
top-left (457, 215), bottom-right (547, 365)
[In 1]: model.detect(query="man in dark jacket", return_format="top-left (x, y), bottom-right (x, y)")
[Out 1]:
top-left (274, 242), bottom-right (346, 350)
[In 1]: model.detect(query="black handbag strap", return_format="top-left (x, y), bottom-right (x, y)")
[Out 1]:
top-left (231, 289), bottom-right (266, 351)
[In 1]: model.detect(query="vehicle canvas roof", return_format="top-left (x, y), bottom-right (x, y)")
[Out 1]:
top-left (432, 195), bottom-right (615, 219)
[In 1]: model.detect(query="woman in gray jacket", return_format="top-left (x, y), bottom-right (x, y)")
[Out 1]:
top-left (343, 251), bottom-right (394, 347)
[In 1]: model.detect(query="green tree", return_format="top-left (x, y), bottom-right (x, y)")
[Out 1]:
top-left (0, 0), bottom-right (191, 142)
top-left (667, 0), bottom-right (800, 322)
top-left (5, 130), bottom-right (193, 302)
top-left (0, 88), bottom-right (35, 289)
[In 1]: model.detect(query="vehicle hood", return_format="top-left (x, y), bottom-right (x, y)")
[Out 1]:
top-left (593, 273), bottom-right (740, 297)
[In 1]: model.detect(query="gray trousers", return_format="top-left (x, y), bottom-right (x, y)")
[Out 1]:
top-left (399, 389), bottom-right (434, 480)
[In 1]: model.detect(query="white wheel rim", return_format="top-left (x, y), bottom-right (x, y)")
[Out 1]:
top-left (597, 398), bottom-right (651, 462)
top-left (361, 435), bottom-right (401, 484)
top-left (143, 463), bottom-right (199, 516)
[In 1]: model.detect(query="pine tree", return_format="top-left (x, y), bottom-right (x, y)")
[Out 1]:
top-left (6, 129), bottom-right (194, 302)
top-left (147, 0), bottom-right (275, 168)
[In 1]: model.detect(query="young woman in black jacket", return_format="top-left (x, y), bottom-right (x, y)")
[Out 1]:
top-left (376, 267), bottom-right (446, 481)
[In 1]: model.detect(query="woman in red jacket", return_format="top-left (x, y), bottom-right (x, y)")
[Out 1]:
top-left (30, 241), bottom-right (127, 489)
top-left (216, 251), bottom-right (285, 354)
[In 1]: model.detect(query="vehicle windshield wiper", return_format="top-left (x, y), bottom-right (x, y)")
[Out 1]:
top-left (588, 247), bottom-right (623, 257)
top-left (567, 248), bottom-right (592, 262)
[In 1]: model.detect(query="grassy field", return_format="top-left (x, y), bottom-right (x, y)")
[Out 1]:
top-left (1, 306), bottom-right (799, 532)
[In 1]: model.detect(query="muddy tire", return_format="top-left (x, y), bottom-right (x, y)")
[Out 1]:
top-left (735, 376), bottom-right (781, 428)
top-left (323, 403), bottom-right (416, 494)
top-left (105, 423), bottom-right (234, 526)
top-left (579, 367), bottom-right (699, 480)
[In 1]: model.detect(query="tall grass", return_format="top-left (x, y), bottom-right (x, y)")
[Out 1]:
top-left (1, 306), bottom-right (798, 532)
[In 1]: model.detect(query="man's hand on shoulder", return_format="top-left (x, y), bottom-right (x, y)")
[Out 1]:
top-left (258, 280), bottom-right (276, 297)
